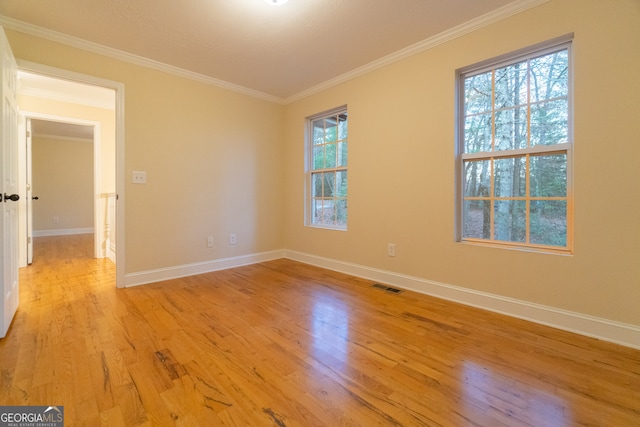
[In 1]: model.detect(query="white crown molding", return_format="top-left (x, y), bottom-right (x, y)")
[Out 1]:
top-left (284, 250), bottom-right (640, 350)
top-left (2, 0), bottom-right (547, 105)
top-left (31, 132), bottom-right (93, 143)
top-left (284, 0), bottom-right (549, 104)
top-left (0, 16), bottom-right (285, 105)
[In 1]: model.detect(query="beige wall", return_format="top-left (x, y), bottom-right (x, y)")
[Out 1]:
top-left (6, 28), bottom-right (285, 274)
top-left (18, 95), bottom-right (116, 193)
top-left (5, 0), bottom-right (639, 328)
top-left (18, 94), bottom-right (116, 252)
top-left (283, 0), bottom-right (640, 326)
top-left (32, 136), bottom-right (93, 232)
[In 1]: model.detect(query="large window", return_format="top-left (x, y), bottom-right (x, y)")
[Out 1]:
top-left (306, 107), bottom-right (348, 229)
top-left (457, 37), bottom-right (572, 251)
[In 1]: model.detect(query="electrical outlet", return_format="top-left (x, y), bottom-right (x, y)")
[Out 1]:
top-left (206, 236), bottom-right (214, 248)
top-left (229, 233), bottom-right (237, 245)
top-left (132, 171), bottom-right (147, 184)
top-left (53, 216), bottom-right (60, 224)
top-left (387, 243), bottom-right (396, 257)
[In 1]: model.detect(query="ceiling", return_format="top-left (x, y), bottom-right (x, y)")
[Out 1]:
top-left (31, 119), bottom-right (94, 141)
top-left (18, 71), bottom-right (116, 110)
top-left (17, 71), bottom-right (113, 141)
top-left (0, 0), bottom-right (538, 101)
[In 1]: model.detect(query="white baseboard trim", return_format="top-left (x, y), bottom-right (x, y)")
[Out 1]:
top-left (107, 240), bottom-right (116, 264)
top-left (34, 228), bottom-right (94, 237)
top-left (284, 250), bottom-right (640, 350)
top-left (119, 247), bottom-right (640, 349)
top-left (123, 250), bottom-right (285, 288)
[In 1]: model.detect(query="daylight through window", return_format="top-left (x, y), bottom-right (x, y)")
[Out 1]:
top-left (307, 107), bottom-right (348, 229)
top-left (458, 39), bottom-right (572, 251)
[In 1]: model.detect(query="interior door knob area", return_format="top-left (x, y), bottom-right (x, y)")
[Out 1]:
top-left (2, 193), bottom-right (20, 202)
top-left (32, 196), bottom-right (39, 200)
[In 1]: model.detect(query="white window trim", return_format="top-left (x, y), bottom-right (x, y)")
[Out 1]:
top-left (455, 34), bottom-right (574, 254)
top-left (305, 105), bottom-right (348, 230)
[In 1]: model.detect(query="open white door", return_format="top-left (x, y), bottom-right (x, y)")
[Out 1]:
top-left (26, 118), bottom-right (33, 264)
top-left (0, 26), bottom-right (20, 338)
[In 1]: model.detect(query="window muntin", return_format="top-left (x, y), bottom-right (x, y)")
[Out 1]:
top-left (458, 41), bottom-right (572, 251)
top-left (307, 108), bottom-right (348, 229)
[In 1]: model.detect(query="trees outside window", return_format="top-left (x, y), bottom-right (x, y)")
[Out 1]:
top-left (457, 38), bottom-right (572, 251)
top-left (307, 107), bottom-right (348, 229)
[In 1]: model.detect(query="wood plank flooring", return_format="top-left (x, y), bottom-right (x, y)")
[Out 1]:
top-left (0, 234), bottom-right (639, 426)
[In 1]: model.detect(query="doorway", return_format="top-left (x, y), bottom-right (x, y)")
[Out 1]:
top-left (16, 64), bottom-right (125, 287)
top-left (23, 117), bottom-right (105, 265)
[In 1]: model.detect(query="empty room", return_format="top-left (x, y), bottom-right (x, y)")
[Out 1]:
top-left (0, 0), bottom-right (639, 425)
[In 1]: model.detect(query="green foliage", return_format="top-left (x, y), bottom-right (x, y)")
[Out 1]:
top-left (311, 112), bottom-right (348, 227)
top-left (461, 49), bottom-right (569, 246)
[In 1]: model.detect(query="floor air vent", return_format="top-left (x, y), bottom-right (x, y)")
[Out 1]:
top-left (372, 283), bottom-right (403, 294)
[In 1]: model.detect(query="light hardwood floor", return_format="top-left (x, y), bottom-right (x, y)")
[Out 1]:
top-left (0, 234), bottom-right (639, 426)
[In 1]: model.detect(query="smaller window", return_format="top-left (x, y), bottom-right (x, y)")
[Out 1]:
top-left (306, 107), bottom-right (348, 229)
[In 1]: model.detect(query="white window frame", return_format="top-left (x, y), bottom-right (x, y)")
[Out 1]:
top-left (455, 35), bottom-right (574, 253)
top-left (305, 105), bottom-right (348, 230)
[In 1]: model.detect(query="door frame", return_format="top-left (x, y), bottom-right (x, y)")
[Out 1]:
top-left (19, 113), bottom-right (102, 261)
top-left (17, 60), bottom-right (125, 288)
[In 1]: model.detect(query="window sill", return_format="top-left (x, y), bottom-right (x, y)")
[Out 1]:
top-left (458, 239), bottom-right (573, 256)
top-left (305, 224), bottom-right (347, 232)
